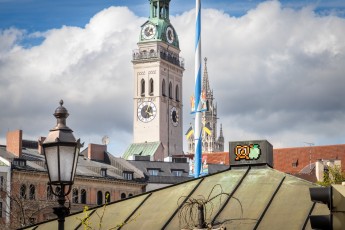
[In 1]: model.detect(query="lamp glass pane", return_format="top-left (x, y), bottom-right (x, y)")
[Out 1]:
top-left (71, 146), bottom-right (79, 180)
top-left (45, 146), bottom-right (59, 182)
top-left (59, 146), bottom-right (76, 182)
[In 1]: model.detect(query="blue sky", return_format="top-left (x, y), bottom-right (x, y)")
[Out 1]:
top-left (1, 0), bottom-right (345, 155)
top-left (1, 0), bottom-right (344, 33)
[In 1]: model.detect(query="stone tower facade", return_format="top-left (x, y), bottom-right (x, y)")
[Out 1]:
top-left (131, 0), bottom-right (184, 158)
top-left (187, 58), bottom-right (224, 153)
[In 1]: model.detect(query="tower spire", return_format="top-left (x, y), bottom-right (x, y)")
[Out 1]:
top-left (202, 57), bottom-right (211, 94)
top-left (219, 124), bottom-right (224, 138)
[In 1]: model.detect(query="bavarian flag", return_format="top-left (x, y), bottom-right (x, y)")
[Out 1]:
top-left (203, 123), bottom-right (212, 135)
top-left (185, 125), bottom-right (194, 139)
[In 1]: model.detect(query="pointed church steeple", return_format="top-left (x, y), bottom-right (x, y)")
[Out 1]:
top-left (219, 124), bottom-right (224, 139)
top-left (203, 57), bottom-right (211, 94)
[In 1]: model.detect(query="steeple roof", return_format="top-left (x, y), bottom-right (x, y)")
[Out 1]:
top-left (202, 57), bottom-right (211, 94)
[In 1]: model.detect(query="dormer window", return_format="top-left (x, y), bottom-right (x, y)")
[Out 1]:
top-left (13, 159), bottom-right (26, 167)
top-left (123, 171), bottom-right (134, 180)
top-left (100, 168), bottom-right (107, 177)
top-left (147, 168), bottom-right (159, 176)
top-left (171, 169), bottom-right (183, 177)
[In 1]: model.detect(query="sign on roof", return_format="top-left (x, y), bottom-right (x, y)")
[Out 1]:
top-left (229, 140), bottom-right (273, 167)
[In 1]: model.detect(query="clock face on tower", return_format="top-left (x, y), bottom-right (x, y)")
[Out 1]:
top-left (138, 101), bottom-right (157, 123)
top-left (166, 26), bottom-right (175, 44)
top-left (170, 106), bottom-right (179, 126)
top-left (142, 23), bottom-right (156, 40)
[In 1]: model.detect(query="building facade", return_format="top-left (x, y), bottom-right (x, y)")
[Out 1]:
top-left (0, 130), bottom-right (146, 229)
top-left (186, 58), bottom-right (224, 154)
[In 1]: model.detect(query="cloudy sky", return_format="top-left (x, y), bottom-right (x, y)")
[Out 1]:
top-left (1, 0), bottom-right (345, 156)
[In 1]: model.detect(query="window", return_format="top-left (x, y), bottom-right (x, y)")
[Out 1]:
top-left (72, 188), bottom-right (78, 203)
top-left (101, 168), bottom-right (107, 177)
top-left (13, 159), bottom-right (26, 167)
top-left (29, 184), bottom-right (35, 200)
top-left (129, 194), bottom-right (133, 197)
top-left (147, 169), bottom-right (159, 176)
top-left (0, 176), bottom-right (4, 191)
top-left (169, 82), bottom-right (172, 98)
top-left (121, 193), bottom-right (126, 200)
top-left (0, 202), bottom-right (2, 218)
top-left (162, 79), bottom-right (166, 96)
top-left (105, 191), bottom-right (110, 203)
top-left (141, 79), bottom-right (145, 96)
top-left (175, 85), bottom-right (179, 101)
top-left (171, 170), bottom-right (183, 177)
top-left (97, 191), bottom-right (103, 205)
top-left (292, 159), bottom-right (298, 168)
top-left (47, 186), bottom-right (53, 200)
top-left (123, 171), bottom-right (133, 180)
top-left (81, 189), bottom-right (87, 204)
top-left (20, 184), bottom-right (26, 199)
top-left (149, 78), bottom-right (154, 95)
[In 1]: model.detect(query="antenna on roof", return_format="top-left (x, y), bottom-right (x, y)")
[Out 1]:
top-left (102, 136), bottom-right (110, 145)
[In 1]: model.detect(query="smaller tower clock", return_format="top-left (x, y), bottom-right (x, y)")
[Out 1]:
top-left (170, 107), bottom-right (179, 127)
top-left (166, 26), bottom-right (175, 44)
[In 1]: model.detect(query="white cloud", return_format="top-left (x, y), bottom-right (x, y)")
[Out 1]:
top-left (0, 1), bottom-right (345, 155)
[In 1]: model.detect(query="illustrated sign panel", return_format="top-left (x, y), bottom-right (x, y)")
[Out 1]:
top-left (229, 140), bottom-right (273, 167)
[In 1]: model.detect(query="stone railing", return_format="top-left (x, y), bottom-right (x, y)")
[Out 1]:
top-left (132, 48), bottom-right (184, 68)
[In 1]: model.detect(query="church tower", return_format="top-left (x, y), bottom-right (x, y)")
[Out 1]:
top-left (124, 0), bottom-right (184, 160)
top-left (186, 58), bottom-right (224, 153)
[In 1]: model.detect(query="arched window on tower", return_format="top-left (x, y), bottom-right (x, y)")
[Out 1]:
top-left (162, 79), bottom-right (166, 96)
top-left (141, 79), bottom-right (145, 97)
top-left (169, 82), bottom-right (172, 99)
top-left (121, 193), bottom-right (126, 200)
top-left (149, 78), bottom-right (154, 96)
top-left (97, 191), bottom-right (103, 205)
top-left (175, 85), bottom-right (179, 101)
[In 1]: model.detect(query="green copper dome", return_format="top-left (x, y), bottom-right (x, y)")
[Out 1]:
top-left (139, 0), bottom-right (179, 49)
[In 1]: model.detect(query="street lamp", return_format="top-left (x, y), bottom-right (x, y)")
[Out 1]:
top-left (40, 100), bottom-right (82, 230)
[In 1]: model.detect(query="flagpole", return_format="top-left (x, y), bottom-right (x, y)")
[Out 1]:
top-left (194, 0), bottom-right (202, 178)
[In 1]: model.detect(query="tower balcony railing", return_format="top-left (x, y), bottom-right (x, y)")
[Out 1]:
top-left (132, 47), bottom-right (185, 68)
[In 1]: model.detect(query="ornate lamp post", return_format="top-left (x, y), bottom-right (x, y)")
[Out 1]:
top-left (40, 100), bottom-right (82, 230)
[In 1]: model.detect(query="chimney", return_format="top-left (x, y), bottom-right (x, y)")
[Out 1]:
top-left (88, 143), bottom-right (107, 162)
top-left (6, 130), bottom-right (22, 158)
top-left (38, 137), bottom-right (46, 155)
top-left (315, 159), bottom-right (324, 182)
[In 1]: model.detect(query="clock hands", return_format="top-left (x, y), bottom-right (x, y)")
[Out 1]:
top-left (145, 106), bottom-right (153, 116)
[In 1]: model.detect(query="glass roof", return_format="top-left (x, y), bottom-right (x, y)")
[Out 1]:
top-left (26, 166), bottom-right (329, 230)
